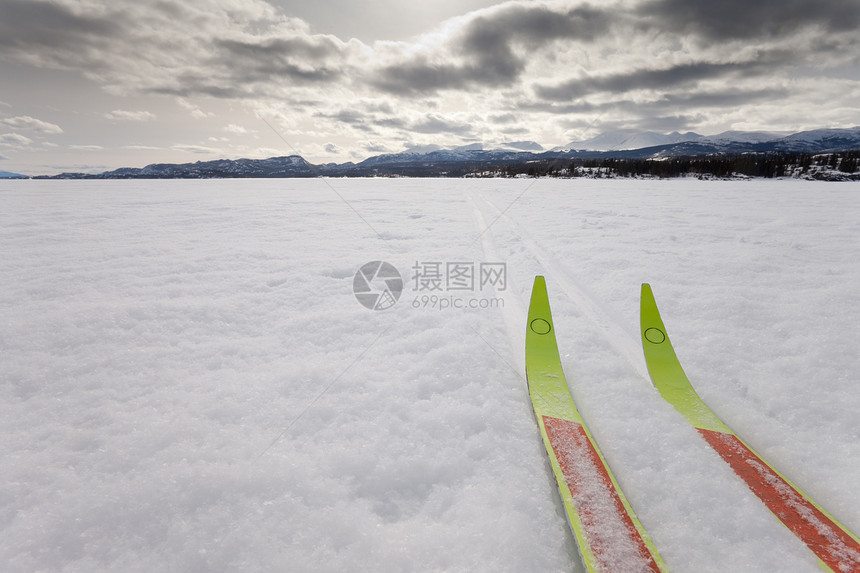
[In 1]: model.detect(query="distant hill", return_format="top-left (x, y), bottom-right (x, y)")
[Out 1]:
top-left (37, 156), bottom-right (316, 180)
top-left (0, 169), bottom-right (28, 179)
top-left (33, 127), bottom-right (860, 179)
top-left (554, 130), bottom-right (705, 151)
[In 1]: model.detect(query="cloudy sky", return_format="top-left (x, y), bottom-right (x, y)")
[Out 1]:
top-left (1, 0), bottom-right (859, 175)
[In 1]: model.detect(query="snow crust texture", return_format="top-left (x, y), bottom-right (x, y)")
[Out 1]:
top-left (1, 178), bottom-right (858, 572)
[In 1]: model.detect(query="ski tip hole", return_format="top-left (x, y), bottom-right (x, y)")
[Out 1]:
top-left (530, 318), bottom-right (551, 335)
top-left (644, 327), bottom-right (666, 344)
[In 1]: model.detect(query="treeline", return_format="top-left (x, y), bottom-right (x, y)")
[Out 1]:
top-left (483, 151), bottom-right (860, 180)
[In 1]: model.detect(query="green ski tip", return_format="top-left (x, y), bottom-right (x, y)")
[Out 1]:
top-left (527, 277), bottom-right (668, 573)
top-left (640, 283), bottom-right (860, 572)
top-left (640, 283), bottom-right (729, 433)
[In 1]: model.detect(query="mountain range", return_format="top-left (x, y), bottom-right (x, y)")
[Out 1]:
top-left (0, 169), bottom-right (28, 179)
top-left (553, 129), bottom-right (786, 151)
top-left (32, 126), bottom-right (860, 179)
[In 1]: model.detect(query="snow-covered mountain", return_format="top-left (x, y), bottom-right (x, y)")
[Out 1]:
top-left (555, 127), bottom-right (860, 154)
top-left (776, 127), bottom-right (860, 152)
top-left (699, 130), bottom-right (789, 145)
top-left (362, 141), bottom-right (543, 164)
top-left (34, 127), bottom-right (860, 179)
top-left (353, 127), bottom-right (860, 170)
top-left (354, 145), bottom-right (535, 168)
top-left (496, 141), bottom-right (545, 152)
top-left (649, 127), bottom-right (860, 157)
top-left (0, 169), bottom-right (28, 179)
top-left (46, 156), bottom-right (317, 179)
top-left (554, 130), bottom-right (703, 151)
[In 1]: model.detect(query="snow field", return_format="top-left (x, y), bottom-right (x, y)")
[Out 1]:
top-left (1, 178), bottom-right (858, 572)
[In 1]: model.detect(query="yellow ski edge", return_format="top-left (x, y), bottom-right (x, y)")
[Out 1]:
top-left (640, 283), bottom-right (860, 570)
top-left (527, 276), bottom-right (669, 572)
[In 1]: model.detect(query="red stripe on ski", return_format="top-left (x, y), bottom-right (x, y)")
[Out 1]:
top-left (698, 429), bottom-right (860, 572)
top-left (542, 415), bottom-right (661, 572)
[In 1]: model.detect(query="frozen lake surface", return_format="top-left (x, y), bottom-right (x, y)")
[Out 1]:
top-left (1, 178), bottom-right (858, 572)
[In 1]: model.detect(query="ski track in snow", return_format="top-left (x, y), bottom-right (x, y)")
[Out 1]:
top-left (470, 191), bottom-right (588, 571)
top-left (469, 193), bottom-right (528, 370)
top-left (467, 183), bottom-right (833, 572)
top-left (1, 178), bottom-right (858, 573)
top-left (473, 190), bottom-right (650, 379)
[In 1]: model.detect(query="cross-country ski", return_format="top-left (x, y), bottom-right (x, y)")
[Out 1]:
top-left (526, 276), bottom-right (668, 572)
top-left (640, 283), bottom-right (860, 572)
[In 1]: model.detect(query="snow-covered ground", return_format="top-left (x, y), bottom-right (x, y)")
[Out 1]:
top-left (1, 178), bottom-right (858, 572)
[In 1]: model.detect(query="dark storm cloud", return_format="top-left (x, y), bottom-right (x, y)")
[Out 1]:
top-left (637, 0), bottom-right (860, 40)
top-left (217, 36), bottom-right (337, 56)
top-left (0, 0), bottom-right (120, 63)
top-left (630, 115), bottom-right (698, 132)
top-left (410, 115), bottom-right (474, 136)
top-left (370, 60), bottom-right (496, 96)
top-left (227, 57), bottom-right (340, 85)
top-left (656, 87), bottom-right (789, 108)
top-left (374, 116), bottom-right (409, 130)
top-left (514, 99), bottom-right (602, 116)
top-left (370, 3), bottom-right (612, 95)
top-left (518, 86), bottom-right (786, 117)
top-left (313, 107), bottom-right (470, 137)
top-left (535, 56), bottom-right (788, 101)
top-left (602, 87), bottom-right (791, 126)
top-left (312, 108), bottom-right (377, 133)
top-left (146, 36), bottom-right (345, 98)
top-left (0, 0), bottom-right (352, 99)
top-left (146, 75), bottom-right (251, 99)
top-left (489, 113), bottom-right (518, 124)
top-left (462, 3), bottom-right (611, 49)
top-left (214, 37), bottom-right (342, 77)
top-left (361, 142), bottom-right (389, 153)
top-left (370, 0), bottom-right (860, 102)
top-left (322, 109), bottom-right (368, 125)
